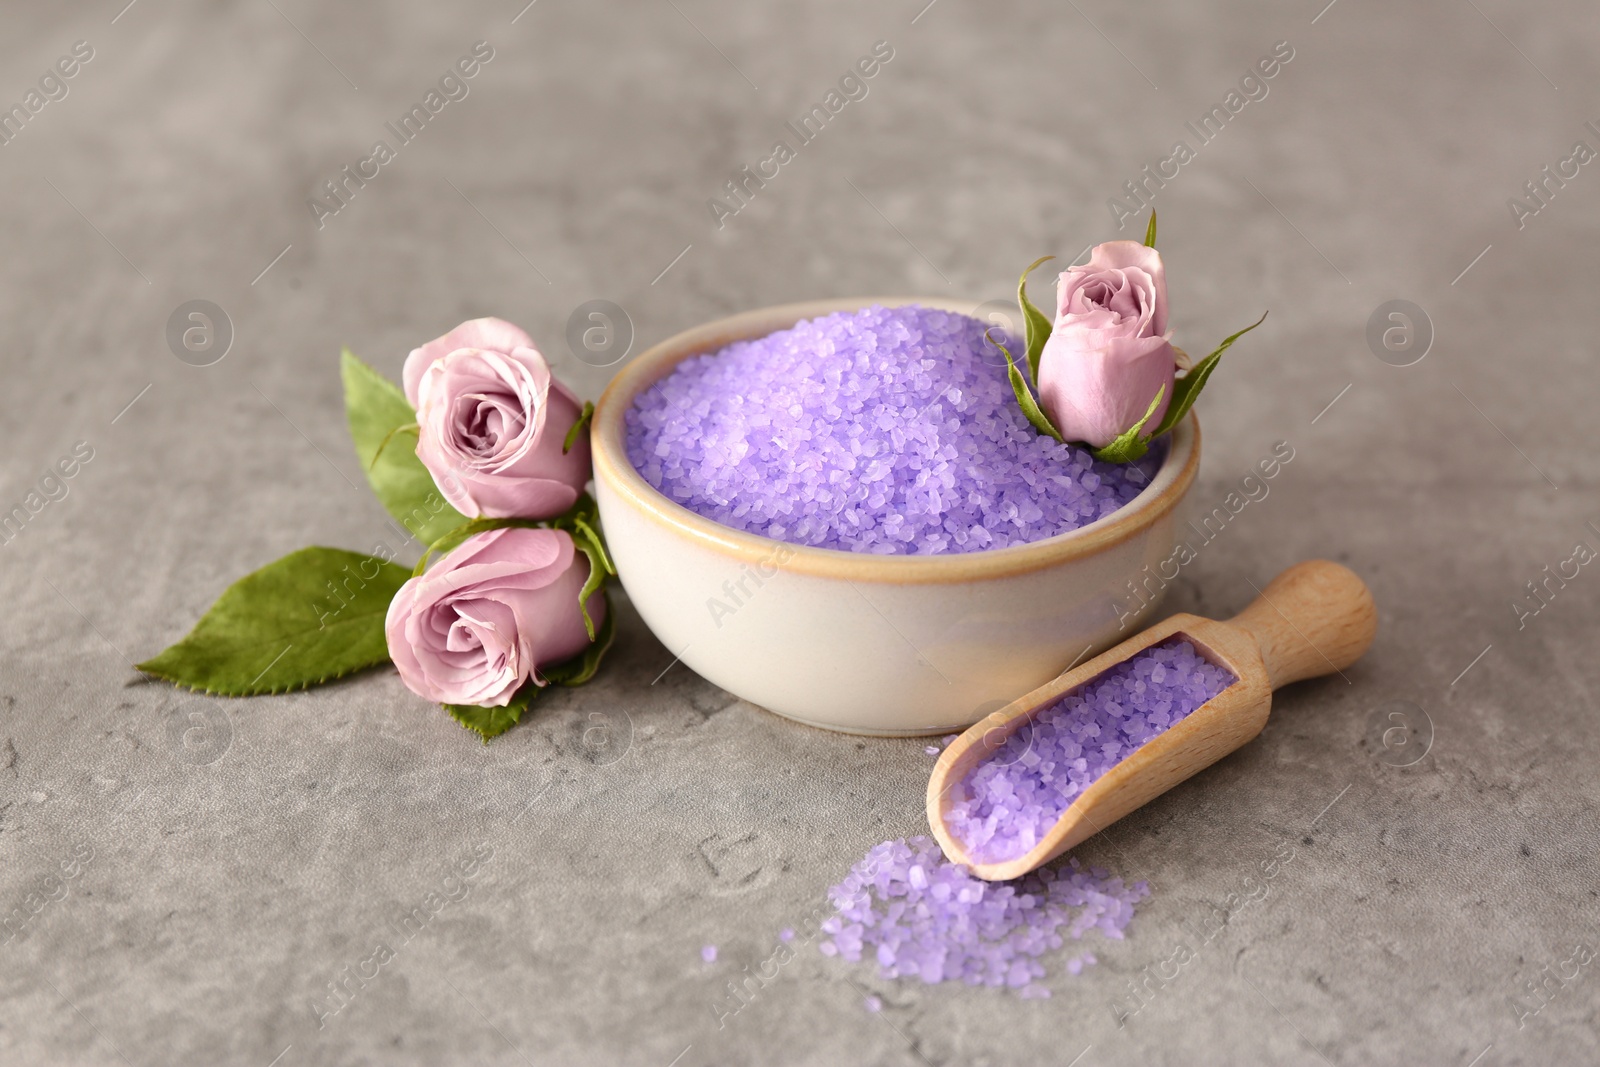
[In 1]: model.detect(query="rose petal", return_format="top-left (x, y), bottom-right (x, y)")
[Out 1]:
top-left (1037, 332), bottom-right (1174, 448)
top-left (383, 528), bottom-right (595, 707)
top-left (403, 317), bottom-right (535, 408)
top-left (414, 345), bottom-right (589, 519)
top-left (1082, 242), bottom-right (1167, 337)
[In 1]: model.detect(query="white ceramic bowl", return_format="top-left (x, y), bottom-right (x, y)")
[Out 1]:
top-left (592, 297), bottom-right (1199, 735)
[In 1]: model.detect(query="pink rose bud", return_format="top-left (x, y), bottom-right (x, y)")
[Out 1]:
top-left (403, 318), bottom-right (591, 519)
top-left (1036, 241), bottom-right (1176, 448)
top-left (385, 527), bottom-right (604, 707)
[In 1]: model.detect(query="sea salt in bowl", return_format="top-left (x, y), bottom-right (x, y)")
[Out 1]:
top-left (592, 297), bottom-right (1199, 735)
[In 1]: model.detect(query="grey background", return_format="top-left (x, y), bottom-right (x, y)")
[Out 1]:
top-left (1, 0), bottom-right (1595, 1064)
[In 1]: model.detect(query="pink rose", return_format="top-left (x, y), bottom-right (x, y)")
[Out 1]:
top-left (385, 527), bottom-right (603, 707)
top-left (402, 318), bottom-right (591, 519)
top-left (1036, 241), bottom-right (1176, 448)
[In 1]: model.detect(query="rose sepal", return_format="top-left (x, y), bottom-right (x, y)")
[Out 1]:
top-left (1149, 312), bottom-right (1267, 439)
top-left (540, 492), bottom-right (615, 638)
top-left (1017, 255), bottom-right (1055, 383)
top-left (993, 334), bottom-right (1063, 442)
top-left (1089, 384), bottom-right (1166, 465)
top-left (563, 401), bottom-right (595, 455)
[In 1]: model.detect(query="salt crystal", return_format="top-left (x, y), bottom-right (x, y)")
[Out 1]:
top-left (820, 836), bottom-right (1147, 997)
top-left (625, 306), bottom-right (1163, 555)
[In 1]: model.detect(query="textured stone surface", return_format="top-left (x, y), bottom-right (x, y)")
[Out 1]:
top-left (1, 1), bottom-right (1597, 1064)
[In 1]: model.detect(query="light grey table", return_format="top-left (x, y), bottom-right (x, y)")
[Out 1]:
top-left (2, 1), bottom-right (1595, 1064)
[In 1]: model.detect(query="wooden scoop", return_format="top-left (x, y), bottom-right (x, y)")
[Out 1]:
top-left (926, 560), bottom-right (1377, 881)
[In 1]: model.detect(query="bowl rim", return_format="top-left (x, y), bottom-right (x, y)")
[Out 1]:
top-left (591, 296), bottom-right (1200, 585)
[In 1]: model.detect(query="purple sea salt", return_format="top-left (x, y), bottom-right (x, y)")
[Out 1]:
top-left (625, 305), bottom-right (1163, 555)
top-left (947, 638), bottom-right (1236, 865)
top-left (820, 836), bottom-right (1148, 998)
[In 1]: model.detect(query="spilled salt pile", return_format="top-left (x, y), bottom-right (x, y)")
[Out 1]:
top-left (625, 305), bottom-right (1162, 555)
top-left (819, 836), bottom-right (1147, 998)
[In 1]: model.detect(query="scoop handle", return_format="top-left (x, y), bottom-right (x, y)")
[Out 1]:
top-left (1226, 560), bottom-right (1377, 688)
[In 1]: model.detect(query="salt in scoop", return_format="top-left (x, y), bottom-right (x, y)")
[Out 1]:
top-left (927, 560), bottom-right (1377, 881)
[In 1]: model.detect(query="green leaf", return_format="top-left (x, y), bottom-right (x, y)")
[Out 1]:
top-left (137, 547), bottom-right (412, 696)
top-left (1152, 311), bottom-right (1267, 438)
top-left (441, 594), bottom-right (616, 742)
top-left (1144, 210), bottom-right (1158, 247)
top-left (997, 337), bottom-right (1062, 441)
top-left (1017, 255), bottom-right (1055, 384)
top-left (1091, 384), bottom-right (1166, 465)
top-left (368, 422), bottom-right (418, 471)
top-left (444, 687), bottom-right (537, 743)
top-left (563, 401), bottom-right (594, 455)
top-left (341, 348), bottom-right (468, 547)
